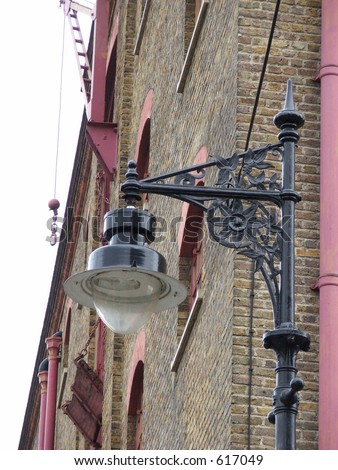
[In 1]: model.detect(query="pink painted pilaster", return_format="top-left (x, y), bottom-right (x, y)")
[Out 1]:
top-left (37, 360), bottom-right (48, 450)
top-left (44, 333), bottom-right (62, 450)
top-left (317, 0), bottom-right (338, 450)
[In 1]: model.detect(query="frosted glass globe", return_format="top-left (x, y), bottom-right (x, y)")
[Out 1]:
top-left (91, 271), bottom-right (163, 334)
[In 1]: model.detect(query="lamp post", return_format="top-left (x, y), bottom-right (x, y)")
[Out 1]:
top-left (64, 80), bottom-right (310, 450)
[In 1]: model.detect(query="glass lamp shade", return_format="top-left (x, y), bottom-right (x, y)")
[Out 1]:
top-left (91, 271), bottom-right (162, 334)
top-left (63, 241), bottom-right (187, 335)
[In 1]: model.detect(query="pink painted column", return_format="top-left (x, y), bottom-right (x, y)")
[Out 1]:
top-left (317, 0), bottom-right (338, 450)
top-left (37, 358), bottom-right (49, 450)
top-left (44, 332), bottom-right (62, 450)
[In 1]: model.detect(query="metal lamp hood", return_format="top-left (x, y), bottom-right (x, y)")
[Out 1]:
top-left (64, 208), bottom-right (187, 334)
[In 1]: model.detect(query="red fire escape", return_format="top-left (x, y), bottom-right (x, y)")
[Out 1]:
top-left (60, 0), bottom-right (118, 178)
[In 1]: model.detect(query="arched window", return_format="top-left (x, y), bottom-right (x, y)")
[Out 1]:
top-left (185, 1), bottom-right (202, 54)
top-left (134, 89), bottom-right (153, 207)
top-left (178, 1), bottom-right (208, 93)
top-left (177, 146), bottom-right (208, 338)
top-left (127, 361), bottom-right (144, 450)
top-left (134, 0), bottom-right (151, 55)
top-left (105, 14), bottom-right (119, 122)
top-left (178, 203), bottom-right (204, 309)
top-left (136, 118), bottom-right (150, 180)
top-left (126, 331), bottom-right (145, 450)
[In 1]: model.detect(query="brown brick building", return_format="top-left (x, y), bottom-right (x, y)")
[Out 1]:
top-left (20, 0), bottom-right (332, 450)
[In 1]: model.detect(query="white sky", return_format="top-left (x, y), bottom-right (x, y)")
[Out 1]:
top-left (0, 1), bottom-right (93, 450)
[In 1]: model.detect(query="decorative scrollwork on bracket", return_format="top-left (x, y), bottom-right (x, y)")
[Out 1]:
top-left (205, 144), bottom-right (284, 318)
top-left (206, 196), bottom-right (282, 319)
top-left (137, 144), bottom-right (283, 193)
top-left (173, 169), bottom-right (206, 186)
top-left (207, 199), bottom-right (281, 254)
top-left (213, 144), bottom-right (283, 192)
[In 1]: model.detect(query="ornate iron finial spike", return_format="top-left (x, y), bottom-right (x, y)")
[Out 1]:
top-left (127, 159), bottom-right (137, 171)
top-left (274, 80), bottom-right (304, 132)
top-left (121, 160), bottom-right (142, 205)
top-left (284, 79), bottom-right (294, 111)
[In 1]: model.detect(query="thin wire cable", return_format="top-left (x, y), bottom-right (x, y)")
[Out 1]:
top-left (244, 0), bottom-right (281, 446)
top-left (245, 0), bottom-right (282, 151)
top-left (54, 14), bottom-right (66, 199)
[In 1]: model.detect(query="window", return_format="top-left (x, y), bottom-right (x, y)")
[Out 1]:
top-left (105, 40), bottom-right (117, 122)
top-left (177, 1), bottom-right (209, 93)
top-left (136, 118), bottom-right (150, 181)
top-left (134, 0), bottom-right (151, 55)
top-left (126, 332), bottom-right (145, 449)
top-left (105, 15), bottom-right (118, 122)
top-left (127, 361), bottom-right (144, 450)
top-left (134, 89), bottom-right (153, 208)
top-left (176, 146), bottom-right (208, 339)
top-left (184, 1), bottom-right (202, 55)
top-left (178, 204), bottom-right (204, 311)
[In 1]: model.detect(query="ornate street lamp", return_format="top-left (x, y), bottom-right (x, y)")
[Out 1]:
top-left (64, 80), bottom-right (310, 450)
top-left (64, 207), bottom-right (187, 335)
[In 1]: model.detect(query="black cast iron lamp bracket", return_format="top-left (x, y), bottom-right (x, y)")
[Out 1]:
top-left (64, 80), bottom-right (310, 450)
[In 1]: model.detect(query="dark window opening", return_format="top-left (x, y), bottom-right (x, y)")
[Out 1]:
top-left (185, 1), bottom-right (202, 54)
top-left (179, 205), bottom-right (204, 310)
top-left (105, 40), bottom-right (117, 122)
top-left (127, 361), bottom-right (144, 450)
top-left (136, 118), bottom-right (151, 207)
